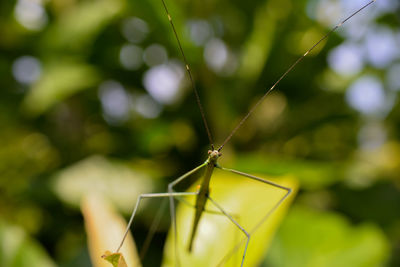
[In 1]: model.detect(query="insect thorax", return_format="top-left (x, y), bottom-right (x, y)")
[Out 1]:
top-left (208, 149), bottom-right (221, 165)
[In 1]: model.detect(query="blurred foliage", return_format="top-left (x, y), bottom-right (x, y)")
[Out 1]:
top-left (0, 221), bottom-right (55, 267)
top-left (0, 0), bottom-right (399, 266)
top-left (52, 156), bottom-right (159, 214)
top-left (264, 205), bottom-right (389, 267)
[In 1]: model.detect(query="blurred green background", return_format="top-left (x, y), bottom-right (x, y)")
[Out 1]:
top-left (1, 0), bottom-right (400, 266)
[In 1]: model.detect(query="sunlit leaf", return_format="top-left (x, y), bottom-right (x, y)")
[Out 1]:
top-left (52, 155), bottom-right (158, 214)
top-left (82, 194), bottom-right (141, 267)
top-left (162, 170), bottom-right (298, 266)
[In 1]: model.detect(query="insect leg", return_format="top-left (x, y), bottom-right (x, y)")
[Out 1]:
top-left (175, 195), bottom-right (236, 216)
top-left (116, 191), bottom-right (198, 254)
top-left (139, 198), bottom-right (168, 260)
top-left (167, 162), bottom-right (207, 266)
top-left (207, 195), bottom-right (250, 267)
top-left (214, 166), bottom-right (292, 265)
top-left (218, 166), bottom-right (291, 234)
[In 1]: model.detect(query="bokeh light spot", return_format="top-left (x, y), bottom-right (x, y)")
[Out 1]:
top-left (328, 42), bottom-right (364, 76)
top-left (119, 44), bottom-right (143, 70)
top-left (98, 81), bottom-right (131, 124)
top-left (204, 38), bottom-right (228, 72)
top-left (187, 19), bottom-right (213, 46)
top-left (143, 44), bottom-right (168, 67)
top-left (203, 38), bottom-right (238, 76)
top-left (121, 17), bottom-right (149, 44)
top-left (12, 56), bottom-right (42, 85)
top-left (358, 122), bottom-right (387, 150)
top-left (134, 94), bottom-right (162, 119)
top-left (14, 0), bottom-right (48, 31)
top-left (143, 61), bottom-right (185, 105)
top-left (387, 63), bottom-right (400, 91)
top-left (345, 76), bottom-right (386, 116)
top-left (364, 27), bottom-right (399, 68)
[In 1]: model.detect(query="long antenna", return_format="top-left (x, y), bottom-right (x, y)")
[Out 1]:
top-left (217, 0), bottom-right (376, 152)
top-left (161, 0), bottom-right (215, 150)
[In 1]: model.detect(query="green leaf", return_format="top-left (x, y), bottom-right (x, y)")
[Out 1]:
top-left (0, 221), bottom-right (56, 267)
top-left (162, 170), bottom-right (298, 266)
top-left (102, 251), bottom-right (128, 267)
top-left (238, 0), bottom-right (289, 82)
top-left (264, 206), bottom-right (390, 267)
top-left (42, 0), bottom-right (125, 52)
top-left (22, 61), bottom-right (100, 116)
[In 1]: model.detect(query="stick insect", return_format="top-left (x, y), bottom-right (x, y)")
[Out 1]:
top-left (115, 0), bottom-right (377, 266)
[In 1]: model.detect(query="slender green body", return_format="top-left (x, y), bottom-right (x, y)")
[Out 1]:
top-left (188, 150), bottom-right (220, 251)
